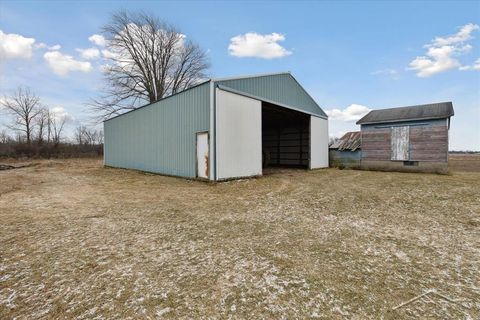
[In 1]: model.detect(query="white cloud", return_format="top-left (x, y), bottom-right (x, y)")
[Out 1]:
top-left (326, 104), bottom-right (371, 122)
top-left (34, 43), bottom-right (61, 51)
top-left (471, 58), bottom-right (480, 70)
top-left (50, 106), bottom-right (73, 121)
top-left (432, 23), bottom-right (479, 46)
top-left (88, 34), bottom-right (106, 47)
top-left (409, 45), bottom-right (462, 77)
top-left (408, 23), bottom-right (479, 77)
top-left (330, 131), bottom-right (347, 139)
top-left (99, 64), bottom-right (111, 73)
top-left (76, 47), bottom-right (100, 60)
top-left (43, 51), bottom-right (93, 76)
top-left (35, 42), bottom-right (47, 49)
top-left (101, 49), bottom-right (116, 59)
top-left (228, 32), bottom-right (292, 59)
top-left (0, 30), bottom-right (36, 60)
top-left (459, 57), bottom-right (480, 71)
top-left (371, 68), bottom-right (399, 80)
top-left (48, 44), bottom-right (61, 51)
top-left (0, 96), bottom-right (13, 109)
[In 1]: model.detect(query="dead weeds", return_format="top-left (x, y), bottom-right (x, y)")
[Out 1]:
top-left (0, 157), bottom-right (479, 319)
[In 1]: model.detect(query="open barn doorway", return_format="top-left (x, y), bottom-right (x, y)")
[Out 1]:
top-left (262, 102), bottom-right (310, 169)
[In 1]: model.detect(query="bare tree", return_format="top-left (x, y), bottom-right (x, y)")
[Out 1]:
top-left (1, 87), bottom-right (42, 144)
top-left (329, 137), bottom-right (340, 146)
top-left (90, 11), bottom-right (210, 120)
top-left (83, 128), bottom-right (96, 145)
top-left (51, 113), bottom-right (68, 145)
top-left (45, 109), bottom-right (53, 144)
top-left (35, 108), bottom-right (49, 144)
top-left (74, 125), bottom-right (87, 145)
top-left (0, 129), bottom-right (11, 144)
top-left (75, 125), bottom-right (104, 145)
top-left (97, 130), bottom-right (104, 145)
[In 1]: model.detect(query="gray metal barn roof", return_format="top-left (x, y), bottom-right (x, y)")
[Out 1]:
top-left (356, 102), bottom-right (454, 125)
top-left (329, 131), bottom-right (361, 151)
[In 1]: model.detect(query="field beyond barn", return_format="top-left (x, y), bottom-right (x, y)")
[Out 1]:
top-left (1, 155), bottom-right (479, 319)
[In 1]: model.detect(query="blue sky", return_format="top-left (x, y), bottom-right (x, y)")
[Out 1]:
top-left (1, 0), bottom-right (479, 150)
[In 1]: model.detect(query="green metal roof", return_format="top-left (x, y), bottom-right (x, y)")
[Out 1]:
top-left (214, 72), bottom-right (327, 118)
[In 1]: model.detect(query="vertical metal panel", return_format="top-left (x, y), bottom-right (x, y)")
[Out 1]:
top-left (310, 116), bottom-right (329, 168)
top-left (208, 81), bottom-right (215, 180)
top-left (216, 89), bottom-right (262, 179)
top-left (104, 82), bottom-right (210, 178)
top-left (216, 74), bottom-right (327, 118)
top-left (391, 126), bottom-right (409, 161)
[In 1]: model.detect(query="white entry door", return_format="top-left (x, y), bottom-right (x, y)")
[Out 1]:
top-left (196, 132), bottom-right (209, 179)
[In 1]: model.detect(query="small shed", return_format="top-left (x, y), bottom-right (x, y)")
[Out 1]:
top-left (329, 131), bottom-right (361, 168)
top-left (356, 102), bottom-right (454, 173)
top-left (104, 72), bottom-right (329, 181)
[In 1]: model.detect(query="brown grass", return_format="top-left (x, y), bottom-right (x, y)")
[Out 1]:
top-left (1, 157), bottom-right (479, 319)
top-left (449, 153), bottom-right (480, 172)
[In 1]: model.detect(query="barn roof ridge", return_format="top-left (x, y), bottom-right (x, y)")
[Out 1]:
top-left (210, 71), bottom-right (291, 82)
top-left (356, 102), bottom-right (454, 125)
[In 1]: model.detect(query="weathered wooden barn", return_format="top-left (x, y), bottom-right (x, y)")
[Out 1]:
top-left (356, 102), bottom-right (454, 173)
top-left (329, 131), bottom-right (361, 168)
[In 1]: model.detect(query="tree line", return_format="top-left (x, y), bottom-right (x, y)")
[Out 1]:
top-left (0, 87), bottom-right (104, 158)
top-left (1, 10), bottom-right (210, 158)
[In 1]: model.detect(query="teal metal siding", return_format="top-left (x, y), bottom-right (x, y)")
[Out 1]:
top-left (329, 149), bottom-right (361, 168)
top-left (104, 82), bottom-right (210, 178)
top-left (215, 73), bottom-right (327, 118)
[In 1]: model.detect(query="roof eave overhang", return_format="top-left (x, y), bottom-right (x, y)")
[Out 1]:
top-left (357, 115), bottom-right (452, 125)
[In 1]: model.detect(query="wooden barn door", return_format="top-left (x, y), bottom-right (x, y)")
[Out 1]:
top-left (391, 126), bottom-right (409, 161)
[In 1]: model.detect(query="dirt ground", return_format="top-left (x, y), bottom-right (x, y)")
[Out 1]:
top-left (1, 155), bottom-right (479, 319)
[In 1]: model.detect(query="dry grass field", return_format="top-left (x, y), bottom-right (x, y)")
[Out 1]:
top-left (1, 155), bottom-right (479, 319)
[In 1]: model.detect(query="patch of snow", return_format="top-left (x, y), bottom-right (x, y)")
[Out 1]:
top-left (156, 307), bottom-right (172, 316)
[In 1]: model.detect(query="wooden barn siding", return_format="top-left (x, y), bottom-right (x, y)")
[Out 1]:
top-left (361, 128), bottom-right (391, 161)
top-left (361, 120), bottom-right (448, 162)
top-left (409, 126), bottom-right (448, 161)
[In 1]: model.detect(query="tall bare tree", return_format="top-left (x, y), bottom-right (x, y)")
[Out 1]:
top-left (91, 11), bottom-right (210, 121)
top-left (74, 125), bottom-right (87, 145)
top-left (51, 113), bottom-right (67, 145)
top-left (35, 108), bottom-right (49, 144)
top-left (46, 109), bottom-right (53, 144)
top-left (1, 87), bottom-right (42, 144)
